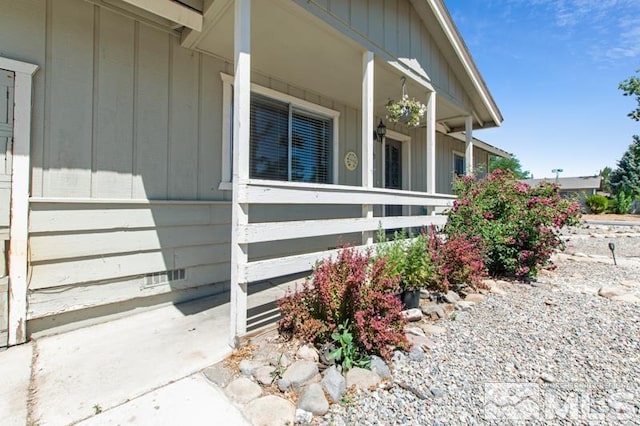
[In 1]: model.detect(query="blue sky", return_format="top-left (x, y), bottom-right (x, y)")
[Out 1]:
top-left (446, 0), bottom-right (640, 179)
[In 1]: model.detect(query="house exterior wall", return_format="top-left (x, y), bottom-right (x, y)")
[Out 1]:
top-left (0, 0), bottom-right (498, 334)
top-left (293, 0), bottom-right (472, 112)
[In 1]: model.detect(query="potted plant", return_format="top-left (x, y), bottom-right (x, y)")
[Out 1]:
top-left (386, 95), bottom-right (427, 127)
top-left (400, 233), bottom-right (432, 309)
top-left (375, 229), bottom-right (431, 309)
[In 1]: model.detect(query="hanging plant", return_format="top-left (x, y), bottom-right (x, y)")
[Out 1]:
top-left (385, 76), bottom-right (426, 128)
top-left (386, 95), bottom-right (427, 127)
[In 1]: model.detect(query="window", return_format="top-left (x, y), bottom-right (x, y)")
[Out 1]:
top-left (453, 152), bottom-right (465, 177)
top-left (251, 94), bottom-right (333, 183)
top-left (219, 73), bottom-right (339, 189)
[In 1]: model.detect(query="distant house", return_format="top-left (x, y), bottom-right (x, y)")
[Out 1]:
top-left (523, 176), bottom-right (602, 200)
top-left (1, 0), bottom-right (509, 347)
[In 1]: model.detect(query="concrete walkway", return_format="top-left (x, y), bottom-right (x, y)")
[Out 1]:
top-left (0, 276), bottom-right (298, 425)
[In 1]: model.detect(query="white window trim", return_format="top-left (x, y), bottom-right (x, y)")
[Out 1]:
top-left (381, 129), bottom-right (411, 217)
top-left (219, 72), bottom-right (340, 190)
top-left (453, 150), bottom-right (465, 176)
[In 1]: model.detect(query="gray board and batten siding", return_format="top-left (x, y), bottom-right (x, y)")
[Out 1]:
top-left (0, 0), bottom-right (494, 335)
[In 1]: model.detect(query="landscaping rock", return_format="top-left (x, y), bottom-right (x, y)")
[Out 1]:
top-left (225, 377), bottom-right (262, 404)
top-left (420, 324), bottom-right (446, 335)
top-left (253, 365), bottom-right (276, 386)
top-left (620, 280), bottom-right (640, 288)
top-left (238, 359), bottom-right (261, 377)
top-left (404, 326), bottom-right (425, 336)
top-left (295, 409), bottom-right (313, 424)
top-left (598, 287), bottom-right (627, 299)
top-left (455, 301), bottom-right (475, 311)
top-left (346, 367), bottom-right (381, 390)
top-left (611, 294), bottom-right (640, 303)
top-left (202, 363), bottom-right (234, 387)
top-left (278, 360), bottom-right (318, 391)
top-left (321, 366), bottom-right (346, 402)
top-left (245, 395), bottom-right (295, 426)
top-left (297, 383), bottom-right (329, 415)
top-left (430, 388), bottom-right (445, 398)
top-left (421, 304), bottom-right (446, 319)
top-left (269, 352), bottom-right (292, 369)
top-left (296, 344), bottom-right (319, 362)
top-left (406, 333), bottom-right (435, 350)
top-left (443, 290), bottom-right (460, 303)
top-left (464, 293), bottom-right (486, 304)
top-left (408, 345), bottom-right (425, 362)
top-left (401, 308), bottom-right (423, 322)
top-left (369, 355), bottom-right (392, 379)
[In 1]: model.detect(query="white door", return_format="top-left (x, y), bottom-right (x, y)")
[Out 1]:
top-left (0, 69), bottom-right (14, 347)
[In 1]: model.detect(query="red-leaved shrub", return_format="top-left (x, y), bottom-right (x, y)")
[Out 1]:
top-left (426, 230), bottom-right (486, 293)
top-left (277, 247), bottom-right (408, 360)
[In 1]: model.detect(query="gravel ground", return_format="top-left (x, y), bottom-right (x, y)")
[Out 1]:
top-left (321, 226), bottom-right (640, 425)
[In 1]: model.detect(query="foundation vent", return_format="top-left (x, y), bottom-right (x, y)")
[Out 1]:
top-left (145, 268), bottom-right (186, 287)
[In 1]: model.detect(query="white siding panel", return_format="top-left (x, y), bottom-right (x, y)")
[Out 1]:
top-left (133, 25), bottom-right (170, 199)
top-left (44, 0), bottom-right (95, 197)
top-left (93, 9), bottom-right (135, 198)
top-left (28, 263), bottom-right (230, 320)
top-left (168, 45), bottom-right (199, 199)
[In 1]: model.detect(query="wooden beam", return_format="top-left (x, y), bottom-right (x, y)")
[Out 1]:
top-left (230, 0), bottom-right (251, 346)
top-left (242, 180), bottom-right (456, 207)
top-left (465, 115), bottom-right (473, 175)
top-left (426, 91), bottom-right (436, 194)
top-left (362, 51), bottom-right (374, 245)
top-left (181, 0), bottom-right (233, 48)
top-left (3, 59), bottom-right (38, 346)
top-left (121, 0), bottom-right (203, 31)
top-left (240, 215), bottom-right (447, 244)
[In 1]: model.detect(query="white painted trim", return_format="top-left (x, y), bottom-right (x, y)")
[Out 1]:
top-left (181, 0), bottom-right (233, 48)
top-left (242, 180), bottom-right (456, 206)
top-left (29, 197), bottom-right (230, 205)
top-left (1, 57), bottom-right (38, 345)
top-left (424, 0), bottom-right (502, 126)
top-left (219, 73), bottom-right (340, 187)
top-left (361, 51), bottom-right (374, 245)
top-left (426, 91), bottom-right (436, 194)
top-left (465, 115), bottom-right (474, 175)
top-left (240, 215), bottom-right (447, 244)
top-left (120, 0), bottom-right (203, 31)
top-left (230, 0), bottom-right (251, 345)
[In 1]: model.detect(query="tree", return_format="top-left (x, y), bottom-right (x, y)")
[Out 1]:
top-left (619, 69), bottom-right (640, 121)
top-left (609, 135), bottom-right (640, 197)
top-left (599, 166), bottom-right (612, 193)
top-left (488, 155), bottom-right (532, 179)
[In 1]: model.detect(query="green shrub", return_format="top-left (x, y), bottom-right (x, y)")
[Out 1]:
top-left (585, 194), bottom-right (608, 214)
top-left (445, 170), bottom-right (581, 279)
top-left (614, 190), bottom-right (633, 214)
top-left (277, 247), bottom-right (409, 361)
top-left (375, 228), bottom-right (432, 292)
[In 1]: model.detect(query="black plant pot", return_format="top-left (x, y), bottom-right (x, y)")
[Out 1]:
top-left (400, 289), bottom-right (421, 310)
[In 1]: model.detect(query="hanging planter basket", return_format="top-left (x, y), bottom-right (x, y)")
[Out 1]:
top-left (385, 77), bottom-right (426, 128)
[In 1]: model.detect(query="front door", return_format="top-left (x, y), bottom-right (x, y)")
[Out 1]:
top-left (0, 69), bottom-right (14, 347)
top-left (385, 138), bottom-right (403, 218)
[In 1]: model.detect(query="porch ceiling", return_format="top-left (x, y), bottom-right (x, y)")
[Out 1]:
top-left (194, 0), bottom-right (465, 127)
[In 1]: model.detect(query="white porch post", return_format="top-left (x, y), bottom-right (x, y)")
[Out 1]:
top-left (426, 91), bottom-right (436, 194)
top-left (1, 58), bottom-right (38, 346)
top-left (361, 51), bottom-right (374, 245)
top-left (465, 115), bottom-right (474, 175)
top-left (230, 0), bottom-right (250, 346)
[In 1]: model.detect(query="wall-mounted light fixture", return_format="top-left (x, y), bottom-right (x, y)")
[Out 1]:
top-left (375, 119), bottom-right (387, 142)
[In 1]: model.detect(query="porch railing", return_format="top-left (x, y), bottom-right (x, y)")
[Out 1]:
top-left (232, 179), bottom-right (455, 338)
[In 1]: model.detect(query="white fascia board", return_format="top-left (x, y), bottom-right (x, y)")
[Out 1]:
top-left (425, 0), bottom-right (502, 126)
top-left (121, 0), bottom-right (203, 31)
